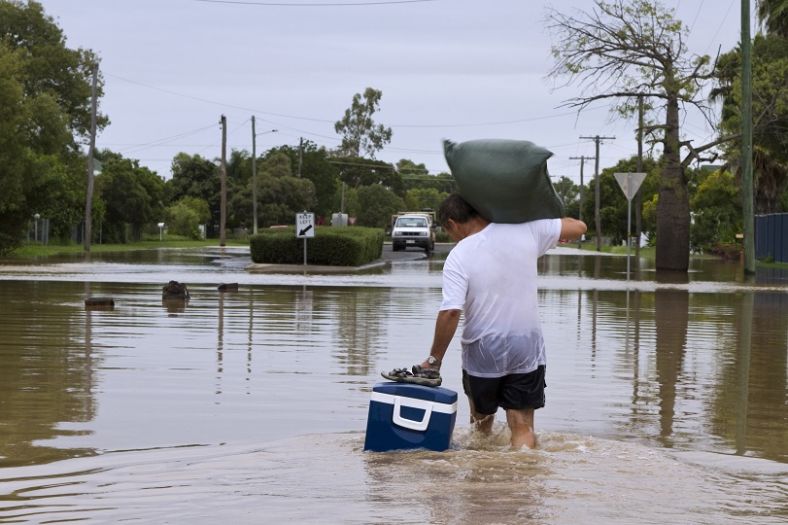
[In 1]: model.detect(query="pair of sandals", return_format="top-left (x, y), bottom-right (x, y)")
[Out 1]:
top-left (381, 365), bottom-right (442, 387)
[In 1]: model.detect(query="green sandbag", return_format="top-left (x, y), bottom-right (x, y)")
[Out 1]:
top-left (443, 139), bottom-right (565, 223)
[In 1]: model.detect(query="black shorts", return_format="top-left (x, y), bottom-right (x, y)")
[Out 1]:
top-left (462, 366), bottom-right (546, 415)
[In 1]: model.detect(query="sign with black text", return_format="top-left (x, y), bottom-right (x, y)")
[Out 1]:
top-left (296, 212), bottom-right (315, 238)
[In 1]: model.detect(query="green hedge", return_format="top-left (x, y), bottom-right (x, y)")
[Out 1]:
top-left (250, 226), bottom-right (384, 266)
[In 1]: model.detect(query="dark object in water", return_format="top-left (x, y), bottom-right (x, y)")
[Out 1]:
top-left (162, 297), bottom-right (188, 315)
top-left (162, 280), bottom-right (190, 299)
top-left (85, 297), bottom-right (114, 310)
top-left (217, 283), bottom-right (239, 292)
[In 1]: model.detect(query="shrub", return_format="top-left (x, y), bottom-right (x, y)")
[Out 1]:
top-left (250, 226), bottom-right (384, 266)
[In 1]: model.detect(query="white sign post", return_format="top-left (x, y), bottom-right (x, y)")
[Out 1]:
top-left (296, 211), bottom-right (315, 266)
top-left (613, 172), bottom-right (647, 282)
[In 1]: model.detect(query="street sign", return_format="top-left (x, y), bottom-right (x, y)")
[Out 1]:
top-left (296, 212), bottom-right (315, 238)
top-left (613, 172), bottom-right (647, 284)
top-left (613, 172), bottom-right (647, 201)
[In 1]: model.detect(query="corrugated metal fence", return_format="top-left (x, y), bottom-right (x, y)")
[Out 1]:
top-left (755, 213), bottom-right (788, 262)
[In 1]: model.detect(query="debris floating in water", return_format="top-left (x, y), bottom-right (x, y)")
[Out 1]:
top-left (162, 280), bottom-right (190, 299)
top-left (84, 297), bottom-right (114, 310)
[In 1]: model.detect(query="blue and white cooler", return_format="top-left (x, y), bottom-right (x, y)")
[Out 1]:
top-left (364, 382), bottom-right (458, 452)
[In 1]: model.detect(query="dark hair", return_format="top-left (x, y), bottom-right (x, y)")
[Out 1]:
top-left (438, 193), bottom-right (479, 226)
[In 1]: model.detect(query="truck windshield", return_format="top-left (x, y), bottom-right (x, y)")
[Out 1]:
top-left (396, 217), bottom-right (427, 228)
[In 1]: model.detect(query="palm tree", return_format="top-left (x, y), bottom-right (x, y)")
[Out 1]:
top-left (757, 0), bottom-right (788, 36)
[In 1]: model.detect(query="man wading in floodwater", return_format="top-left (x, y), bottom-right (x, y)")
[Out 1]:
top-left (417, 194), bottom-right (586, 449)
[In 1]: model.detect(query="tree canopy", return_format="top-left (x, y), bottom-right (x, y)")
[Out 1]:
top-left (334, 87), bottom-right (392, 159)
top-left (0, 0), bottom-right (104, 253)
top-left (548, 0), bottom-right (734, 271)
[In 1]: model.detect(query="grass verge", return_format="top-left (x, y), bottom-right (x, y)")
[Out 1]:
top-left (8, 239), bottom-right (248, 259)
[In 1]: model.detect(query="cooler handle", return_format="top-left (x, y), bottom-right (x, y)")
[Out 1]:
top-left (392, 397), bottom-right (433, 431)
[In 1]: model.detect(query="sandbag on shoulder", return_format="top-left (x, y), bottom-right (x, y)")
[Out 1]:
top-left (443, 138), bottom-right (565, 223)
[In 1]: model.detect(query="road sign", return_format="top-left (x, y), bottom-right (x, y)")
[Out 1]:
top-left (613, 173), bottom-right (647, 284)
top-left (613, 172), bottom-right (647, 201)
top-left (296, 212), bottom-right (315, 238)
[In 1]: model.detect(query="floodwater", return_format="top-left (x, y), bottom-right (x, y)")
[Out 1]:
top-left (0, 247), bottom-right (786, 524)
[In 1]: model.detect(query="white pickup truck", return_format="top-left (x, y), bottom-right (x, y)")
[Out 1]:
top-left (391, 213), bottom-right (435, 253)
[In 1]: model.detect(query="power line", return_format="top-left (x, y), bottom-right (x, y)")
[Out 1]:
top-left (106, 72), bottom-right (611, 130)
top-left (704, 0), bottom-right (736, 55)
top-left (195, 0), bottom-right (437, 6)
top-left (120, 123), bottom-right (218, 155)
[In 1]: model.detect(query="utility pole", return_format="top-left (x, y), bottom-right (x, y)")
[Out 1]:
top-left (251, 116), bottom-right (258, 235)
top-left (569, 155), bottom-right (595, 248)
top-left (636, 95), bottom-right (645, 257)
top-left (219, 114), bottom-right (227, 247)
top-left (297, 137), bottom-right (304, 178)
top-left (580, 135), bottom-right (616, 251)
top-left (741, 0), bottom-right (755, 274)
top-left (83, 64), bottom-right (98, 253)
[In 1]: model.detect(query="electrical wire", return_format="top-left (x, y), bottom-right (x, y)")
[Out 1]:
top-left (106, 72), bottom-right (612, 130)
top-left (119, 123), bottom-right (218, 155)
top-left (195, 0), bottom-right (437, 6)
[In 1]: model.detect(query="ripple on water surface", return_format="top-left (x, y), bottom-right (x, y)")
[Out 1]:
top-left (1, 431), bottom-right (785, 525)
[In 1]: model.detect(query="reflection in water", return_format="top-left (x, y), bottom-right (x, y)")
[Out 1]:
top-left (711, 291), bottom-right (788, 461)
top-left (162, 297), bottom-right (188, 315)
top-left (0, 252), bottom-right (787, 522)
top-left (654, 288), bottom-right (689, 447)
top-left (331, 288), bottom-right (387, 376)
top-left (0, 283), bottom-right (98, 467)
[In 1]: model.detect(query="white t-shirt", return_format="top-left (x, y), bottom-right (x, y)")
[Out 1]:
top-left (440, 219), bottom-right (562, 378)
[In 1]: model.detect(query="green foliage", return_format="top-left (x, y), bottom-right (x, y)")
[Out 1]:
top-left (713, 33), bottom-right (788, 212)
top-left (548, 0), bottom-right (723, 270)
top-left (356, 185), bottom-right (405, 228)
top-left (553, 176), bottom-right (580, 217)
top-left (334, 87), bottom-right (392, 158)
top-left (250, 226), bottom-right (384, 266)
top-left (95, 150), bottom-right (165, 243)
top-left (689, 170), bottom-right (742, 252)
top-left (165, 197), bottom-right (210, 239)
top-left (224, 151), bottom-right (317, 229)
top-left (335, 157), bottom-right (403, 195)
top-left (265, 141), bottom-right (339, 217)
top-left (404, 187), bottom-right (448, 212)
top-left (580, 156), bottom-right (659, 244)
top-left (167, 153), bottom-right (220, 227)
top-left (0, 1), bottom-right (104, 253)
top-left (757, 0), bottom-right (788, 36)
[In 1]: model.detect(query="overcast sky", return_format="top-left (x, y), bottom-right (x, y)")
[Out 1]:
top-left (37, 0), bottom-right (752, 183)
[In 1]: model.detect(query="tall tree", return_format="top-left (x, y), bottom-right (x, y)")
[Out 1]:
top-left (553, 176), bottom-right (580, 218)
top-left (166, 153), bottom-right (220, 232)
top-left (334, 157), bottom-right (404, 196)
top-left (712, 15), bottom-right (788, 213)
top-left (356, 185), bottom-right (404, 228)
top-left (266, 141), bottom-right (339, 217)
top-left (231, 152), bottom-right (317, 228)
top-left (95, 151), bottom-right (165, 243)
top-left (757, 0), bottom-right (788, 36)
top-left (334, 87), bottom-right (392, 158)
top-left (548, 0), bottom-right (734, 271)
top-left (0, 1), bottom-right (104, 252)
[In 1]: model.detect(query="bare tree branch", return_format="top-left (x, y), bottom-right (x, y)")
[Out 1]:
top-left (681, 135), bottom-right (740, 168)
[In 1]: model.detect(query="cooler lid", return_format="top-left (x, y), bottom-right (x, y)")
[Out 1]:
top-left (372, 382), bottom-right (458, 404)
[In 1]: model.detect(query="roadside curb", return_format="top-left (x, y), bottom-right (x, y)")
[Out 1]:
top-left (245, 260), bottom-right (389, 274)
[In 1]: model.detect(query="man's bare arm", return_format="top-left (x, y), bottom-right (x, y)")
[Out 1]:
top-left (420, 309), bottom-right (461, 370)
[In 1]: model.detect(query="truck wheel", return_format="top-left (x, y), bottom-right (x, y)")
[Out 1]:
top-left (392, 242), bottom-right (402, 251)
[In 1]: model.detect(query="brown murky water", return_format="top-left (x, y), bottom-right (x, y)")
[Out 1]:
top-left (0, 247), bottom-right (786, 523)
